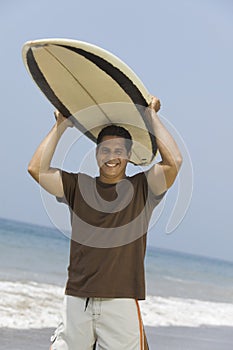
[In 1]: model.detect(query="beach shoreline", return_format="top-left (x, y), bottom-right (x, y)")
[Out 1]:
top-left (1, 219), bottom-right (233, 349)
top-left (1, 326), bottom-right (233, 350)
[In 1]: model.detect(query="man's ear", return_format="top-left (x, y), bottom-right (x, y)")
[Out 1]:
top-left (96, 145), bottom-right (99, 157)
top-left (95, 148), bottom-right (99, 162)
top-left (127, 151), bottom-right (132, 160)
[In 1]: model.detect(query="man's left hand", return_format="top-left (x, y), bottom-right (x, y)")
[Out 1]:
top-left (149, 96), bottom-right (161, 113)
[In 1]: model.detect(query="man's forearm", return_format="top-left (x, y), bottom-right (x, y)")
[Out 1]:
top-left (150, 111), bottom-right (183, 168)
top-left (146, 97), bottom-right (183, 193)
top-left (28, 121), bottom-right (67, 182)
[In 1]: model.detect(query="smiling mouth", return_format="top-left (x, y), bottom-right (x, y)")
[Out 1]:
top-left (105, 162), bottom-right (119, 168)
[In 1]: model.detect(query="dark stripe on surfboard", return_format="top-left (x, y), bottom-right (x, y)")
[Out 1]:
top-left (26, 48), bottom-right (97, 142)
top-left (60, 45), bottom-right (157, 161)
top-left (43, 46), bottom-right (114, 126)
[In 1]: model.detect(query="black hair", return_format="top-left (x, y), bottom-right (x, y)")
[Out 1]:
top-left (97, 125), bottom-right (133, 153)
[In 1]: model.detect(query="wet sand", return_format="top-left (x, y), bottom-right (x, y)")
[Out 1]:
top-left (1, 326), bottom-right (233, 349)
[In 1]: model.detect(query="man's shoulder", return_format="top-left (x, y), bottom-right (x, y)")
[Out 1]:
top-left (75, 172), bottom-right (96, 189)
top-left (127, 171), bottom-right (148, 183)
top-left (61, 171), bottom-right (94, 180)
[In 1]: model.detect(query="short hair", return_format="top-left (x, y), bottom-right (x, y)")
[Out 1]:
top-left (97, 125), bottom-right (133, 153)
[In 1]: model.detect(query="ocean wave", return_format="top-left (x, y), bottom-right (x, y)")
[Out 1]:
top-left (1, 281), bottom-right (233, 329)
top-left (139, 296), bottom-right (233, 327)
top-left (0, 281), bottom-right (64, 329)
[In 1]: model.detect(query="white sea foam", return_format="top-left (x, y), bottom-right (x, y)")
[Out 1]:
top-left (0, 281), bottom-right (64, 329)
top-left (140, 296), bottom-right (233, 327)
top-left (1, 281), bottom-right (233, 329)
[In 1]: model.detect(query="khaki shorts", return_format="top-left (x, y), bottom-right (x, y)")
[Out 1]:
top-left (50, 296), bottom-right (148, 350)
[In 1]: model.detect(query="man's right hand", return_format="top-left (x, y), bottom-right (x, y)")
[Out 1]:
top-left (54, 110), bottom-right (74, 128)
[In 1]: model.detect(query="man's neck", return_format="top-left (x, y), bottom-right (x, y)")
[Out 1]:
top-left (98, 174), bottom-right (126, 184)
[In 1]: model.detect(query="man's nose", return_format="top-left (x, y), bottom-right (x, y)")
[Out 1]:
top-left (106, 151), bottom-right (116, 158)
top-left (105, 153), bottom-right (119, 162)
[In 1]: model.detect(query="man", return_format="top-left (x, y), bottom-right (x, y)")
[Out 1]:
top-left (28, 97), bottom-right (182, 349)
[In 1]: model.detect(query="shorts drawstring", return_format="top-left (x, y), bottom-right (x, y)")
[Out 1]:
top-left (84, 298), bottom-right (97, 349)
top-left (84, 297), bottom-right (90, 311)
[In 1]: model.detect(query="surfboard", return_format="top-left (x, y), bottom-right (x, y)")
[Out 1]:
top-left (22, 38), bottom-right (157, 165)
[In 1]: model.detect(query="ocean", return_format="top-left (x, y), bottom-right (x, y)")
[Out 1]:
top-left (0, 217), bottom-right (233, 329)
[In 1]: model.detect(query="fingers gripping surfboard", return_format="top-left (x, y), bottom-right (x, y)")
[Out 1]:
top-left (22, 38), bottom-right (157, 165)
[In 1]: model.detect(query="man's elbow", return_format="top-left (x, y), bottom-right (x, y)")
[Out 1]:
top-left (166, 156), bottom-right (183, 188)
top-left (176, 155), bottom-right (183, 171)
top-left (28, 163), bottom-right (39, 182)
top-left (28, 162), bottom-right (35, 176)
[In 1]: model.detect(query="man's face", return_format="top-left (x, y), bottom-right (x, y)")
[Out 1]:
top-left (96, 136), bottom-right (131, 183)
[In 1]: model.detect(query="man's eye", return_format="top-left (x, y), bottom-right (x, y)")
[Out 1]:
top-left (101, 148), bottom-right (109, 154)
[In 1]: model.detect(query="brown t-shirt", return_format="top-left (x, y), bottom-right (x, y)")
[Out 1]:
top-left (59, 171), bottom-right (165, 300)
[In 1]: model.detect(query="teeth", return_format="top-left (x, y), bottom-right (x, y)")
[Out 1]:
top-left (106, 163), bottom-right (118, 167)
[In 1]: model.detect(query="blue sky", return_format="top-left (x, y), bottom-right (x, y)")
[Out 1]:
top-left (0, 0), bottom-right (232, 261)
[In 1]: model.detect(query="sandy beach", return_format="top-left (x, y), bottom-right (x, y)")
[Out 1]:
top-left (1, 220), bottom-right (233, 349)
top-left (1, 326), bottom-right (233, 350)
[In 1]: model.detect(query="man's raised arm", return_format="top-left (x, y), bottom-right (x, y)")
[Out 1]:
top-left (146, 97), bottom-right (183, 196)
top-left (28, 111), bottom-right (73, 197)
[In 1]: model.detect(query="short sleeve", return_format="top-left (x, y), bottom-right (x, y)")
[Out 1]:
top-left (143, 170), bottom-right (167, 209)
top-left (148, 187), bottom-right (167, 208)
top-left (56, 170), bottom-right (79, 208)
